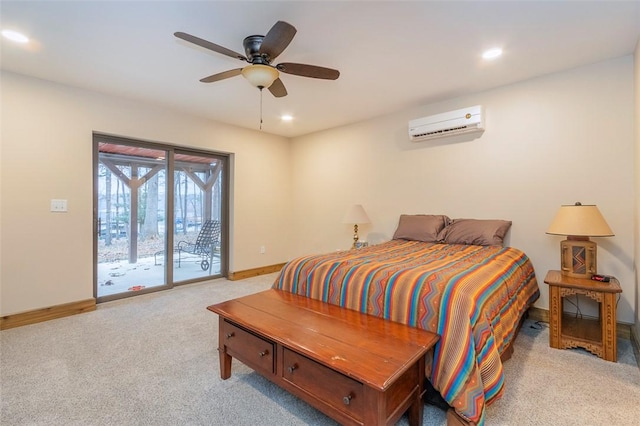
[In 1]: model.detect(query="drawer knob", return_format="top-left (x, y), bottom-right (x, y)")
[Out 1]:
top-left (343, 394), bottom-right (353, 405)
top-left (259, 350), bottom-right (269, 357)
top-left (225, 332), bottom-right (235, 339)
top-left (287, 364), bottom-right (298, 374)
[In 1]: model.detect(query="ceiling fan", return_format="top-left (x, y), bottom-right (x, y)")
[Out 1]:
top-left (175, 21), bottom-right (340, 98)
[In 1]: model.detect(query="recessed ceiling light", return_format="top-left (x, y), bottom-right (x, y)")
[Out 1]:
top-left (2, 29), bottom-right (29, 44)
top-left (281, 115), bottom-right (293, 122)
top-left (482, 48), bottom-right (502, 60)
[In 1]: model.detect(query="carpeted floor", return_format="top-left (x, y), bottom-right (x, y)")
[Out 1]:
top-left (1, 273), bottom-right (639, 425)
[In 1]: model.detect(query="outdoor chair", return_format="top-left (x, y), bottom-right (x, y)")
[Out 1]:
top-left (153, 219), bottom-right (221, 272)
top-left (176, 219), bottom-right (221, 272)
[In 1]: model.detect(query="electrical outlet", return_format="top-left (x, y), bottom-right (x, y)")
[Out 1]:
top-left (260, 245), bottom-right (266, 254)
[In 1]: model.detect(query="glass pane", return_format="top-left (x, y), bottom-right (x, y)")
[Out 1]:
top-left (172, 151), bottom-right (223, 281)
top-left (97, 143), bottom-right (167, 297)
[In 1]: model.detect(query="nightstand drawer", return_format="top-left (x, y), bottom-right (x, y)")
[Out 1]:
top-left (282, 348), bottom-right (364, 422)
top-left (221, 320), bottom-right (275, 375)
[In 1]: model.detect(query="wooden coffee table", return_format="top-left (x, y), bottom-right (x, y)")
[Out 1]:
top-left (207, 289), bottom-right (439, 426)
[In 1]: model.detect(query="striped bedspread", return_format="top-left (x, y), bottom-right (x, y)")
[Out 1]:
top-left (273, 240), bottom-right (539, 425)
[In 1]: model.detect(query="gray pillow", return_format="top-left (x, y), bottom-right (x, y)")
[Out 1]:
top-left (392, 214), bottom-right (450, 242)
top-left (437, 219), bottom-right (512, 246)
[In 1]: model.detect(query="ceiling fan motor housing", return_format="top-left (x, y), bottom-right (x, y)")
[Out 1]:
top-left (243, 35), bottom-right (270, 64)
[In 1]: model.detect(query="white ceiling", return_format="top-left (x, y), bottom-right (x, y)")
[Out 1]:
top-left (1, 1), bottom-right (639, 138)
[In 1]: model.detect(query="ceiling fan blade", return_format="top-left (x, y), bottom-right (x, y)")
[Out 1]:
top-left (277, 63), bottom-right (340, 80)
top-left (268, 78), bottom-right (288, 98)
top-left (175, 32), bottom-right (247, 61)
top-left (200, 68), bottom-right (243, 83)
top-left (260, 21), bottom-right (297, 61)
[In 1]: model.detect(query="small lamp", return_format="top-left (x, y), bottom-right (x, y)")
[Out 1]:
top-left (546, 202), bottom-right (614, 278)
top-left (342, 204), bottom-right (371, 249)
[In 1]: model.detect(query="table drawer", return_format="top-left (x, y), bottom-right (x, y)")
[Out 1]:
top-left (221, 320), bottom-right (275, 375)
top-left (282, 348), bottom-right (364, 422)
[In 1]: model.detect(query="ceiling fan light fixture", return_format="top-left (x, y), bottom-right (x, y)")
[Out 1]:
top-left (241, 64), bottom-right (279, 89)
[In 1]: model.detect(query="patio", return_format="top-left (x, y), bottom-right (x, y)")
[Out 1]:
top-left (97, 253), bottom-right (221, 297)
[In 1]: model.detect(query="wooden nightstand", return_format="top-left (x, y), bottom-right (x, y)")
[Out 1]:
top-left (544, 270), bottom-right (622, 362)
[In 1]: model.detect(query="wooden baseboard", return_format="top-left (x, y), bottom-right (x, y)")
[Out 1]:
top-left (631, 324), bottom-right (640, 370)
top-left (528, 306), bottom-right (549, 323)
top-left (228, 263), bottom-right (287, 281)
top-left (528, 306), bottom-right (632, 340)
top-left (1, 265), bottom-right (285, 330)
top-left (0, 298), bottom-right (96, 331)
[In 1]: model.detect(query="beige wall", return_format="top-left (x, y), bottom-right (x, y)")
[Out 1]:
top-left (0, 71), bottom-right (292, 316)
top-left (1, 54), bottom-right (637, 325)
top-left (291, 56), bottom-right (636, 324)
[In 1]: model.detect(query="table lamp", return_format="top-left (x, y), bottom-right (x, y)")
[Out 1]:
top-left (546, 202), bottom-right (614, 278)
top-left (342, 204), bottom-right (371, 249)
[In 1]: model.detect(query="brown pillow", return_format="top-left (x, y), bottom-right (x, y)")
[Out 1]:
top-left (437, 219), bottom-right (512, 246)
top-left (392, 214), bottom-right (450, 242)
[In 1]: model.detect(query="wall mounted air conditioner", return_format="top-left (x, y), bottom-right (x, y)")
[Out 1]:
top-left (408, 105), bottom-right (485, 142)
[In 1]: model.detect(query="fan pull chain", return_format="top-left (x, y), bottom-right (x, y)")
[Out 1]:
top-left (259, 88), bottom-right (263, 130)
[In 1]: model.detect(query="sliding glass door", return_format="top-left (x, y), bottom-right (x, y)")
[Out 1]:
top-left (94, 135), bottom-right (228, 301)
top-left (171, 150), bottom-right (225, 282)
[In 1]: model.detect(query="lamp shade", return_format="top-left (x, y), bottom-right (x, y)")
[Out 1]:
top-left (546, 203), bottom-right (614, 237)
top-left (342, 204), bottom-right (371, 224)
top-left (241, 64), bottom-right (279, 89)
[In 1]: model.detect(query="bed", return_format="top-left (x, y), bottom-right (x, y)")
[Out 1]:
top-left (272, 215), bottom-right (540, 425)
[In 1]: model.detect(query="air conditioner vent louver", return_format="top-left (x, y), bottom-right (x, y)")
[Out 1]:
top-left (409, 105), bottom-right (484, 142)
top-left (414, 125), bottom-right (470, 138)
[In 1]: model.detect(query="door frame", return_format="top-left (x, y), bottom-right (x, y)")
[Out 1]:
top-left (93, 133), bottom-right (230, 302)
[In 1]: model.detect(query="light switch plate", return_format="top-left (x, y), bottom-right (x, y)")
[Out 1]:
top-left (50, 199), bottom-right (68, 212)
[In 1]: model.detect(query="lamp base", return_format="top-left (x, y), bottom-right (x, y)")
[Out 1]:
top-left (560, 237), bottom-right (597, 279)
top-left (352, 224), bottom-right (359, 249)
